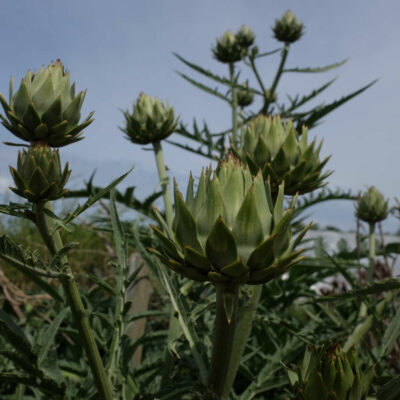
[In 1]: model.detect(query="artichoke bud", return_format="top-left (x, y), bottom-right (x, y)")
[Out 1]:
top-left (264, 89), bottom-right (277, 103)
top-left (235, 25), bottom-right (255, 49)
top-left (272, 10), bottom-right (304, 44)
top-left (230, 115), bottom-right (332, 196)
top-left (9, 145), bottom-right (71, 202)
top-left (0, 60), bottom-right (94, 147)
top-left (121, 93), bottom-right (179, 145)
top-left (150, 154), bottom-right (311, 285)
top-left (287, 342), bottom-right (374, 400)
top-left (355, 186), bottom-right (388, 224)
top-left (212, 30), bottom-right (243, 64)
top-left (236, 82), bottom-right (254, 108)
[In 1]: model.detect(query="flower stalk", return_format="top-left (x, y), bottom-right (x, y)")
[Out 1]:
top-left (367, 222), bottom-right (376, 283)
top-left (229, 63), bottom-right (239, 146)
top-left (209, 283), bottom-right (239, 399)
top-left (34, 201), bottom-right (115, 400)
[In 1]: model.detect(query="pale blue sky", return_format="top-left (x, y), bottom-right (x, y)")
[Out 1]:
top-left (0, 1), bottom-right (399, 231)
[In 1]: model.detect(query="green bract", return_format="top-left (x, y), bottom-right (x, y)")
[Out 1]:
top-left (121, 93), bottom-right (179, 145)
top-left (150, 156), bottom-right (310, 284)
top-left (9, 145), bottom-right (71, 203)
top-left (236, 82), bottom-right (254, 108)
top-left (287, 342), bottom-right (374, 400)
top-left (236, 25), bottom-right (255, 49)
top-left (355, 186), bottom-right (388, 224)
top-left (230, 115), bottom-right (331, 196)
top-left (272, 10), bottom-right (304, 44)
top-left (0, 60), bottom-right (94, 147)
top-left (212, 30), bottom-right (243, 64)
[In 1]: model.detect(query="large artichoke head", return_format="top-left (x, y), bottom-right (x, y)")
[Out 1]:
top-left (355, 186), bottom-right (388, 224)
top-left (230, 115), bottom-right (331, 196)
top-left (287, 342), bottom-right (374, 400)
top-left (121, 93), bottom-right (179, 145)
top-left (9, 145), bottom-right (71, 203)
top-left (0, 60), bottom-right (94, 147)
top-left (150, 156), bottom-right (310, 284)
top-left (272, 10), bottom-right (304, 44)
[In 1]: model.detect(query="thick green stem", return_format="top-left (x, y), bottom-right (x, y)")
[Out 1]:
top-left (229, 63), bottom-right (239, 146)
top-left (222, 285), bottom-right (262, 398)
top-left (264, 43), bottom-right (289, 113)
top-left (367, 222), bottom-right (376, 283)
top-left (34, 202), bottom-right (114, 400)
top-left (153, 140), bottom-right (174, 230)
top-left (209, 283), bottom-right (239, 399)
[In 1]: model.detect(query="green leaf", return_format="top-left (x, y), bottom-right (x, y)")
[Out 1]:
top-left (37, 308), bottom-right (68, 366)
top-left (206, 217), bottom-right (238, 269)
top-left (377, 376), bottom-right (400, 400)
top-left (378, 303), bottom-right (400, 358)
top-left (283, 59), bottom-right (347, 73)
top-left (176, 72), bottom-right (231, 103)
top-left (109, 189), bottom-right (127, 270)
top-left (63, 166), bottom-right (134, 224)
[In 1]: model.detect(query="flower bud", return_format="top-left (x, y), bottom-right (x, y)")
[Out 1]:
top-left (272, 10), bottom-right (304, 44)
top-left (121, 93), bottom-right (179, 145)
top-left (0, 60), bottom-right (93, 147)
top-left (236, 82), bottom-right (254, 108)
top-left (355, 186), bottom-right (388, 224)
top-left (212, 30), bottom-right (243, 64)
top-left (235, 25), bottom-right (255, 49)
top-left (9, 145), bottom-right (70, 202)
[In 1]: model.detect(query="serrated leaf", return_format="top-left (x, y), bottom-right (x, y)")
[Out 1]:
top-left (284, 59), bottom-right (347, 73)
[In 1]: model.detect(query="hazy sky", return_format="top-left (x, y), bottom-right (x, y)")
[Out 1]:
top-left (0, 0), bottom-right (399, 232)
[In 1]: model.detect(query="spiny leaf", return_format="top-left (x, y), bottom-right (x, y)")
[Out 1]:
top-left (283, 59), bottom-right (347, 73)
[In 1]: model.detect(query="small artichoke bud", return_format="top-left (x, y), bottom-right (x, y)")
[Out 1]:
top-left (212, 30), bottom-right (243, 64)
top-left (0, 60), bottom-right (94, 147)
top-left (356, 186), bottom-right (389, 224)
top-left (150, 155), bottom-right (311, 285)
top-left (264, 89), bottom-right (277, 103)
top-left (121, 93), bottom-right (179, 145)
top-left (230, 115), bottom-right (332, 196)
top-left (9, 145), bottom-right (71, 202)
top-left (236, 82), bottom-right (254, 108)
top-left (235, 25), bottom-right (255, 49)
top-left (251, 46), bottom-right (259, 57)
top-left (272, 10), bottom-right (304, 44)
top-left (287, 342), bottom-right (374, 400)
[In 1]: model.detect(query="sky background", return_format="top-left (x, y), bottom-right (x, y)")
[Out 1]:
top-left (0, 0), bottom-right (399, 232)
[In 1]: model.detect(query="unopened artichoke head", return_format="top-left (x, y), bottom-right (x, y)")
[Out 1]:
top-left (0, 60), bottom-right (94, 147)
top-left (121, 93), bottom-right (179, 145)
top-left (230, 115), bottom-right (331, 196)
top-left (287, 342), bottom-right (374, 400)
top-left (150, 156), bottom-right (310, 284)
top-left (272, 10), bottom-right (304, 44)
top-left (355, 186), bottom-right (388, 224)
top-left (9, 145), bottom-right (71, 203)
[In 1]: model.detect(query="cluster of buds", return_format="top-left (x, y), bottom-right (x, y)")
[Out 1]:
top-left (150, 156), bottom-right (310, 285)
top-left (121, 92), bottom-right (179, 145)
top-left (0, 60), bottom-right (91, 203)
top-left (287, 342), bottom-right (374, 400)
top-left (212, 25), bottom-right (256, 64)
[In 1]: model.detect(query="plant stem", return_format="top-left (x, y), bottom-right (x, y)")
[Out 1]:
top-left (152, 140), bottom-right (174, 230)
top-left (367, 222), bottom-right (376, 283)
top-left (229, 63), bottom-right (239, 146)
top-left (263, 43), bottom-right (289, 113)
top-left (152, 140), bottom-right (180, 387)
top-left (34, 201), bottom-right (114, 400)
top-left (222, 284), bottom-right (262, 398)
top-left (209, 283), bottom-right (239, 399)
